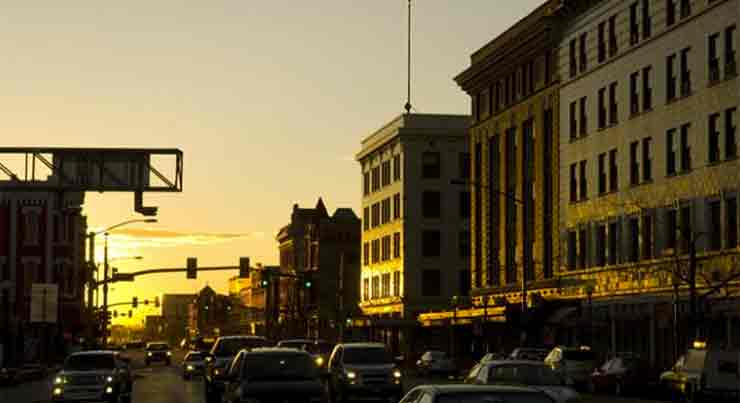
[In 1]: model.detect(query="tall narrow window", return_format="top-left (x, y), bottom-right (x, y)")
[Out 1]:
top-left (666, 54), bottom-right (677, 102)
top-left (709, 113), bottom-right (721, 163)
top-left (709, 200), bottom-right (722, 251)
top-left (726, 107), bottom-right (737, 159)
top-left (642, 0), bottom-right (651, 39)
top-left (363, 242), bottom-right (369, 266)
top-left (609, 149), bottom-right (618, 192)
top-left (609, 15), bottom-right (618, 56)
top-left (642, 214), bottom-right (653, 259)
top-left (598, 87), bottom-right (607, 129)
top-left (579, 160), bottom-right (588, 200)
top-left (567, 231), bottom-right (577, 269)
top-left (608, 221), bottom-right (619, 265)
top-left (643, 137), bottom-right (653, 182)
top-left (666, 209), bottom-right (678, 250)
top-left (680, 123), bottom-right (692, 171)
top-left (680, 205), bottom-right (692, 254)
top-left (393, 193), bottom-right (401, 220)
top-left (726, 26), bottom-right (737, 77)
top-left (666, 0), bottom-right (675, 27)
top-left (393, 232), bottom-right (401, 258)
top-left (630, 141), bottom-right (640, 185)
top-left (727, 198), bottom-right (738, 248)
top-left (578, 227), bottom-right (587, 269)
top-left (422, 191), bottom-right (441, 218)
top-left (596, 225), bottom-right (607, 266)
top-left (630, 72), bottom-right (640, 115)
top-left (680, 48), bottom-right (691, 96)
top-left (642, 66), bottom-right (652, 110)
top-left (393, 154), bottom-right (401, 181)
top-left (629, 217), bottom-right (639, 262)
top-left (570, 101), bottom-right (578, 139)
top-left (569, 163), bottom-right (577, 202)
top-left (569, 39), bottom-right (577, 77)
top-left (372, 166), bottom-right (380, 191)
top-left (393, 271), bottom-right (401, 296)
top-left (598, 153), bottom-right (607, 194)
top-left (363, 207), bottom-right (370, 231)
top-left (579, 33), bottom-right (588, 73)
top-left (630, 2), bottom-right (639, 45)
top-left (598, 22), bottom-right (606, 63)
top-left (609, 82), bottom-right (618, 124)
top-left (709, 34), bottom-right (720, 83)
top-left (363, 172), bottom-right (370, 196)
top-left (381, 160), bottom-right (391, 186)
top-left (679, 0), bottom-right (690, 19)
top-left (579, 97), bottom-right (588, 136)
top-left (667, 128), bottom-right (677, 175)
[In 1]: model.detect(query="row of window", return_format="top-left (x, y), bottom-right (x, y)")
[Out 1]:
top-left (566, 196), bottom-right (740, 270)
top-left (363, 154), bottom-right (401, 196)
top-left (362, 229), bottom-right (471, 267)
top-left (362, 271), bottom-right (401, 301)
top-left (363, 193), bottom-right (401, 231)
top-left (570, 108), bottom-right (737, 203)
top-left (363, 233), bottom-right (401, 265)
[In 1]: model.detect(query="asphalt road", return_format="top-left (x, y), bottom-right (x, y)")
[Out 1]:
top-left (1, 350), bottom-right (668, 403)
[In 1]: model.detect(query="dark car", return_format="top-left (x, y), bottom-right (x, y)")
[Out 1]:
top-left (590, 353), bottom-right (650, 396)
top-left (326, 342), bottom-right (403, 403)
top-left (182, 351), bottom-right (206, 380)
top-left (51, 351), bottom-right (133, 403)
top-left (220, 348), bottom-right (324, 403)
top-left (204, 335), bottom-right (269, 403)
top-left (399, 384), bottom-right (556, 403)
top-left (145, 342), bottom-right (171, 366)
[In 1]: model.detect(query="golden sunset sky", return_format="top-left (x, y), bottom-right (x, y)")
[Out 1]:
top-left (0, 1), bottom-right (543, 325)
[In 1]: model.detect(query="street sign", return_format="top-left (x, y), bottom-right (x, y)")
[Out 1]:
top-left (187, 257), bottom-right (197, 279)
top-left (30, 284), bottom-right (58, 323)
top-left (113, 273), bottom-right (135, 282)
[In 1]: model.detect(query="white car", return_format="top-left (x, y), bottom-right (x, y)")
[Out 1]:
top-left (544, 346), bottom-right (598, 388)
top-left (465, 360), bottom-right (579, 403)
top-left (660, 347), bottom-right (740, 402)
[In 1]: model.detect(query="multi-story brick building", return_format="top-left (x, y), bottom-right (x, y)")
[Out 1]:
top-left (558, 0), bottom-right (739, 368)
top-left (161, 293), bottom-right (195, 345)
top-left (0, 190), bottom-right (87, 366)
top-left (356, 113), bottom-right (470, 356)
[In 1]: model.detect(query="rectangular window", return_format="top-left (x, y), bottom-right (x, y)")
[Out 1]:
top-left (422, 230), bottom-right (441, 257)
top-left (629, 217), bottom-right (639, 262)
top-left (727, 198), bottom-right (738, 248)
top-left (567, 230), bottom-right (577, 269)
top-left (679, 0), bottom-right (690, 19)
top-left (709, 112), bottom-right (721, 163)
top-left (421, 270), bottom-right (441, 297)
top-left (629, 3), bottom-right (639, 45)
top-left (630, 72), bottom-right (639, 115)
top-left (459, 152), bottom-right (471, 179)
top-left (578, 227), bottom-right (587, 269)
top-left (570, 163), bottom-right (577, 202)
top-left (579, 32), bottom-right (588, 73)
top-left (609, 82), bottom-right (618, 124)
top-left (666, 0), bottom-right (675, 27)
top-left (371, 166), bottom-right (380, 191)
top-left (381, 198), bottom-right (391, 224)
top-left (630, 141), bottom-right (640, 185)
top-left (459, 270), bottom-right (470, 296)
top-left (643, 137), bottom-right (653, 181)
top-left (609, 15), bottom-right (618, 56)
top-left (384, 235), bottom-right (392, 261)
top-left (363, 278), bottom-right (369, 301)
top-left (371, 276), bottom-right (379, 299)
top-left (680, 123), bottom-right (692, 171)
top-left (598, 153), bottom-right (607, 194)
top-left (422, 191), bottom-right (441, 218)
top-left (642, 214), bottom-right (653, 259)
top-left (680, 205), bottom-right (692, 254)
top-left (666, 209), bottom-right (678, 250)
top-left (372, 239), bottom-right (380, 263)
top-left (642, 66), bottom-right (652, 110)
top-left (667, 54), bottom-right (677, 102)
top-left (422, 152), bottom-right (441, 179)
top-left (23, 213), bottom-right (40, 245)
top-left (381, 273), bottom-right (390, 298)
top-left (608, 221), bottom-right (619, 265)
top-left (393, 154), bottom-right (401, 181)
top-left (596, 224), bottom-right (607, 266)
top-left (363, 242), bottom-right (369, 266)
top-left (579, 160), bottom-right (588, 200)
top-left (709, 33), bottom-right (721, 83)
top-left (393, 193), bottom-right (401, 220)
top-left (667, 128), bottom-right (677, 175)
top-left (393, 232), bottom-right (401, 258)
top-left (598, 87), bottom-right (607, 129)
top-left (459, 230), bottom-right (471, 258)
top-left (598, 22), bottom-right (606, 63)
top-left (363, 207), bottom-right (370, 231)
top-left (709, 200), bottom-right (722, 251)
top-left (726, 108), bottom-right (737, 159)
top-left (459, 191), bottom-right (471, 219)
top-left (569, 101), bottom-right (577, 139)
top-left (569, 39), bottom-right (577, 77)
top-left (642, 0), bottom-right (651, 39)
top-left (609, 149), bottom-right (618, 192)
top-left (363, 172), bottom-right (370, 195)
top-left (393, 271), bottom-right (401, 297)
top-left (579, 97), bottom-right (588, 136)
top-left (680, 48), bottom-right (691, 96)
top-left (381, 160), bottom-right (391, 186)
top-left (371, 203), bottom-right (380, 227)
top-left (726, 26), bottom-right (737, 78)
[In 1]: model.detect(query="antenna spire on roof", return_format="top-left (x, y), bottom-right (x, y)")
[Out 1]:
top-left (404, 0), bottom-right (412, 114)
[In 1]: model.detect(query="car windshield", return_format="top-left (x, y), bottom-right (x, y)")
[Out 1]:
top-left (436, 392), bottom-right (553, 403)
top-left (243, 353), bottom-right (317, 381)
top-left (64, 354), bottom-right (115, 371)
top-left (278, 341), bottom-right (311, 350)
top-left (343, 347), bottom-right (393, 365)
top-left (562, 350), bottom-right (596, 361)
top-left (147, 343), bottom-right (169, 351)
top-left (213, 338), bottom-right (268, 357)
top-left (489, 364), bottom-right (563, 386)
top-left (186, 353), bottom-right (203, 361)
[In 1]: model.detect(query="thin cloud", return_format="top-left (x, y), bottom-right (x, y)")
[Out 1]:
top-left (106, 227), bottom-right (258, 248)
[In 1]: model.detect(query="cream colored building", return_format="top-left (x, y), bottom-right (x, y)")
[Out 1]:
top-left (355, 113), bottom-right (470, 350)
top-left (558, 0), bottom-right (738, 368)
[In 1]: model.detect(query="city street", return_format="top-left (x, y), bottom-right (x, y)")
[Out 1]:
top-left (1, 348), bottom-right (669, 403)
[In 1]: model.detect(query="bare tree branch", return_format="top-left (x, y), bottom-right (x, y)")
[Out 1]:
top-left (700, 271), bottom-right (740, 300)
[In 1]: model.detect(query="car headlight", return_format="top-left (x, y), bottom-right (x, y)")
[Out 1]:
top-left (315, 357), bottom-right (324, 366)
top-left (106, 376), bottom-right (114, 383)
top-left (105, 386), bottom-right (113, 394)
top-left (147, 352), bottom-right (152, 357)
top-left (187, 365), bottom-right (194, 371)
top-left (205, 356), bottom-right (213, 363)
top-left (54, 376), bottom-right (65, 385)
top-left (53, 387), bottom-right (63, 396)
top-left (345, 371), bottom-right (356, 379)
top-left (213, 368), bottom-right (222, 376)
top-left (393, 369), bottom-right (402, 379)
top-left (167, 351), bottom-right (172, 356)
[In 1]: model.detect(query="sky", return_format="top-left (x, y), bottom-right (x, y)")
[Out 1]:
top-left (0, 1), bottom-right (542, 325)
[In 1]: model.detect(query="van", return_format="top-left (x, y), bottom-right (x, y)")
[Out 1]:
top-left (660, 348), bottom-right (740, 402)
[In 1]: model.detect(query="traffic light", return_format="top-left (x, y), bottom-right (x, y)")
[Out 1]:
top-left (304, 279), bottom-right (312, 288)
top-left (128, 310), bottom-right (132, 318)
top-left (239, 257), bottom-right (250, 278)
top-left (187, 257), bottom-right (197, 279)
top-left (154, 296), bottom-right (160, 308)
top-left (260, 278), bottom-right (269, 288)
top-left (113, 310), bottom-right (118, 318)
top-left (144, 299), bottom-right (149, 306)
top-left (132, 297), bottom-right (138, 308)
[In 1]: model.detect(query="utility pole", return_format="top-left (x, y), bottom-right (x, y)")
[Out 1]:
top-left (102, 233), bottom-right (110, 346)
top-left (87, 232), bottom-right (95, 311)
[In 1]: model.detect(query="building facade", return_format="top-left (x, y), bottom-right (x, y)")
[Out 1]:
top-left (161, 293), bottom-right (195, 345)
top-left (275, 199), bottom-right (360, 341)
top-left (0, 190), bottom-right (87, 366)
top-left (356, 113), bottom-right (470, 355)
top-left (452, 0), bottom-right (564, 352)
top-left (558, 0), bottom-right (739, 368)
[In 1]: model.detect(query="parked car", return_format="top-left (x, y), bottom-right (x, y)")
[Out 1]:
top-left (204, 335), bottom-right (269, 403)
top-left (51, 351), bottom-right (133, 403)
top-left (307, 340), bottom-right (334, 368)
top-left (326, 342), bottom-right (403, 403)
top-left (464, 360), bottom-right (578, 403)
top-left (660, 346), bottom-right (740, 402)
top-left (544, 346), bottom-right (598, 388)
top-left (220, 348), bottom-right (324, 403)
top-left (399, 384), bottom-right (556, 403)
top-left (145, 342), bottom-right (171, 366)
top-left (509, 348), bottom-right (551, 361)
top-left (479, 352), bottom-right (508, 364)
top-left (182, 351), bottom-right (206, 380)
top-left (416, 350), bottom-right (456, 376)
top-left (590, 353), bottom-right (650, 396)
